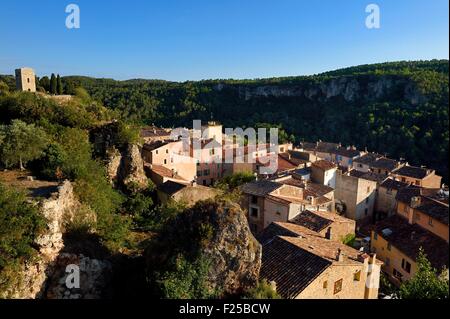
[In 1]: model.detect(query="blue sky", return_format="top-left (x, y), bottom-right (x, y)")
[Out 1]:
top-left (0, 0), bottom-right (448, 81)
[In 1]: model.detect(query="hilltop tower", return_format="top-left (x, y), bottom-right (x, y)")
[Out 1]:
top-left (15, 67), bottom-right (36, 92)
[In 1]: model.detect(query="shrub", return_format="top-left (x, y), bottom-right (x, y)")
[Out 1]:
top-left (0, 183), bottom-right (46, 292)
top-left (243, 280), bottom-right (281, 299)
top-left (155, 254), bottom-right (216, 299)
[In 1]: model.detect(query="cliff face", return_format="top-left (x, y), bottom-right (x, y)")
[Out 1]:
top-left (4, 181), bottom-right (110, 299)
top-left (146, 199), bottom-right (262, 296)
top-left (216, 75), bottom-right (425, 105)
top-left (91, 122), bottom-right (147, 190)
top-left (5, 181), bottom-right (77, 298)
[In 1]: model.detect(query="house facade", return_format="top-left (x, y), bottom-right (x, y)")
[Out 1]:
top-left (259, 222), bottom-right (381, 299)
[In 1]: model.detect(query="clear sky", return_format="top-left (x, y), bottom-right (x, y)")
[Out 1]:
top-left (0, 0), bottom-right (448, 81)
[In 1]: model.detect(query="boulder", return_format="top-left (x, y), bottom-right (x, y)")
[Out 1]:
top-left (146, 199), bottom-right (261, 296)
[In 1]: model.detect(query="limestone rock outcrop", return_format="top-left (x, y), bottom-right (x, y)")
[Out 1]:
top-left (146, 199), bottom-right (261, 296)
top-left (5, 181), bottom-right (78, 298)
top-left (45, 253), bottom-right (112, 299)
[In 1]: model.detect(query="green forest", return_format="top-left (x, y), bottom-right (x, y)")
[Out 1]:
top-left (4, 60), bottom-right (444, 179)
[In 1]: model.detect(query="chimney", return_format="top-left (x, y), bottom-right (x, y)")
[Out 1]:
top-left (326, 227), bottom-right (333, 240)
top-left (336, 248), bottom-right (344, 262)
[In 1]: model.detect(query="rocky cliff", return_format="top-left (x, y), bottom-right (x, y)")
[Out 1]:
top-left (4, 181), bottom-right (110, 299)
top-left (90, 122), bottom-right (148, 190)
top-left (145, 199), bottom-right (261, 296)
top-left (215, 74), bottom-right (425, 105)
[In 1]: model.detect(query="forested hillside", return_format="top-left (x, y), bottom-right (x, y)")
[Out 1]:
top-left (54, 60), bottom-right (449, 179)
top-left (2, 60), bottom-right (448, 179)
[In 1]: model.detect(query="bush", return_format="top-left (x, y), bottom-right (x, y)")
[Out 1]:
top-left (243, 280), bottom-right (281, 299)
top-left (214, 172), bottom-right (256, 191)
top-left (0, 183), bottom-right (46, 293)
top-left (396, 248), bottom-right (449, 299)
top-left (155, 254), bottom-right (216, 299)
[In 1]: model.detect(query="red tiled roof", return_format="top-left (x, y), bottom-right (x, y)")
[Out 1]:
top-left (312, 160), bottom-right (336, 171)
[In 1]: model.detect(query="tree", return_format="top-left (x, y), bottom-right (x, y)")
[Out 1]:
top-left (39, 76), bottom-right (50, 92)
top-left (50, 73), bottom-right (57, 94)
top-left (57, 74), bottom-right (63, 95)
top-left (156, 254), bottom-right (216, 299)
top-left (0, 120), bottom-right (48, 170)
top-left (397, 248), bottom-right (449, 299)
top-left (0, 80), bottom-right (9, 95)
top-left (0, 183), bottom-right (46, 295)
top-left (214, 172), bottom-right (256, 191)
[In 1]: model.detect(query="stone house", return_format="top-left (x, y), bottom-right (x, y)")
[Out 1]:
top-left (352, 153), bottom-right (384, 172)
top-left (15, 67), bottom-right (36, 92)
top-left (259, 222), bottom-right (381, 299)
top-left (395, 187), bottom-right (449, 242)
top-left (310, 160), bottom-right (337, 189)
top-left (289, 210), bottom-right (356, 242)
top-left (370, 215), bottom-right (448, 286)
top-left (335, 171), bottom-right (378, 225)
top-left (332, 147), bottom-right (364, 168)
top-left (375, 178), bottom-right (410, 218)
top-left (142, 140), bottom-right (197, 184)
top-left (392, 164), bottom-right (442, 189)
top-left (241, 177), bottom-right (335, 234)
top-left (157, 180), bottom-right (220, 206)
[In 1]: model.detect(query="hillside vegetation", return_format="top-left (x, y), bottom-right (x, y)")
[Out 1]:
top-left (51, 59), bottom-right (449, 179)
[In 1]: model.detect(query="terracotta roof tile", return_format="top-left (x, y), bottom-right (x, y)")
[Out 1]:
top-left (374, 215), bottom-right (449, 270)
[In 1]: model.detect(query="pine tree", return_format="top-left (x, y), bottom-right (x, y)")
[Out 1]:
top-left (50, 73), bottom-right (57, 95)
top-left (56, 74), bottom-right (63, 95)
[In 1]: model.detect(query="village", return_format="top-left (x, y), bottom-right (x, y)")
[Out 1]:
top-left (140, 120), bottom-right (449, 299)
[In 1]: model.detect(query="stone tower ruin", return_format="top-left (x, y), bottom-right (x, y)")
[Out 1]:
top-left (15, 67), bottom-right (36, 92)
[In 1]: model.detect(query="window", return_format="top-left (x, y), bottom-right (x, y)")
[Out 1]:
top-left (365, 208), bottom-right (368, 216)
top-left (401, 177), bottom-right (406, 183)
top-left (393, 269), bottom-right (403, 279)
top-left (251, 196), bottom-right (258, 204)
top-left (210, 178), bottom-right (214, 185)
top-left (27, 78), bottom-right (30, 83)
top-left (358, 164), bottom-right (363, 168)
top-left (323, 281), bottom-right (328, 289)
top-left (353, 271), bottom-right (361, 282)
top-left (197, 170), bottom-right (203, 177)
top-left (386, 188), bottom-right (392, 195)
top-left (280, 147), bottom-right (284, 152)
top-left (166, 149), bottom-right (168, 154)
top-left (250, 207), bottom-right (258, 218)
top-left (163, 159), bottom-right (167, 165)
top-left (387, 242), bottom-right (392, 251)
top-left (250, 223), bottom-right (258, 233)
top-left (428, 216), bottom-right (433, 226)
top-left (203, 169), bottom-right (210, 176)
top-left (415, 180), bottom-right (420, 186)
top-left (155, 150), bottom-right (159, 155)
top-left (333, 279), bottom-right (343, 295)
top-left (401, 259), bottom-right (411, 273)
top-left (365, 198), bottom-right (369, 204)
top-left (367, 186), bottom-right (370, 193)
top-left (202, 180), bottom-right (207, 186)
top-left (378, 169), bottom-right (382, 174)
